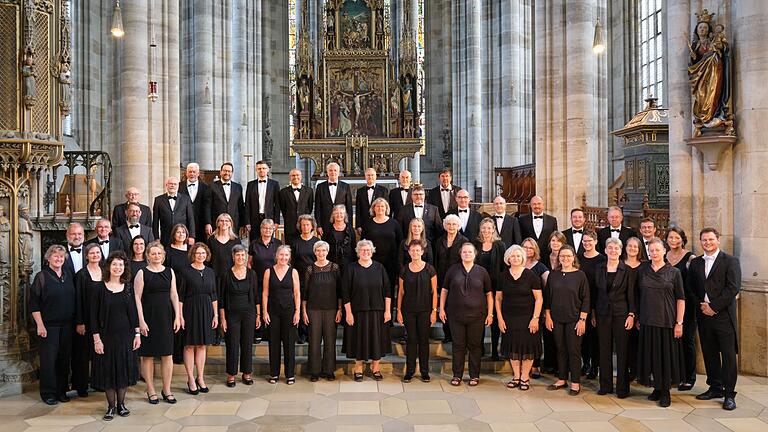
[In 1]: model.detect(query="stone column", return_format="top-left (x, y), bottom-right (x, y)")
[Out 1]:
top-left (424, 0), bottom-right (452, 180)
top-left (193, 0), bottom-right (214, 168)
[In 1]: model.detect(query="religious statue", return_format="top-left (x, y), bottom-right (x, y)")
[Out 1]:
top-left (337, 101), bottom-right (352, 135)
top-left (0, 205), bottom-right (9, 265)
top-left (22, 47), bottom-right (37, 108)
top-left (56, 62), bottom-right (72, 116)
top-left (298, 78), bottom-right (311, 114)
top-left (687, 9), bottom-right (735, 137)
top-left (390, 86), bottom-right (400, 117)
top-left (327, 11), bottom-right (336, 49)
top-left (18, 205), bottom-right (33, 267)
top-left (401, 80), bottom-right (413, 113)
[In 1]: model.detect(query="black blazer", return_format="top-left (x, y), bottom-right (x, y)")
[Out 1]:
top-left (388, 187), bottom-right (412, 220)
top-left (397, 202), bottom-right (443, 243)
top-left (495, 214), bottom-right (522, 247)
top-left (245, 178), bottom-right (281, 227)
top-left (519, 213), bottom-right (559, 255)
top-left (563, 227), bottom-right (585, 255)
top-left (427, 184), bottom-right (461, 219)
top-left (278, 185), bottom-right (314, 241)
top-left (314, 180), bottom-right (353, 232)
top-left (355, 184), bottom-right (389, 231)
top-left (687, 251), bottom-right (741, 348)
top-left (114, 224), bottom-right (155, 254)
top-left (84, 235), bottom-right (125, 262)
top-left (210, 180), bottom-right (246, 230)
top-left (456, 208), bottom-right (482, 243)
top-left (152, 193), bottom-right (196, 246)
top-left (597, 226), bottom-right (638, 253)
top-left (112, 202), bottom-right (152, 228)
top-left (179, 180), bottom-right (212, 241)
top-left (593, 261), bottom-right (636, 316)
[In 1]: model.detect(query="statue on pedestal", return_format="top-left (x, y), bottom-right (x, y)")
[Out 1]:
top-left (22, 47), bottom-right (37, 109)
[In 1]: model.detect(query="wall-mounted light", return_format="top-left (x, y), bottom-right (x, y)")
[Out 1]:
top-left (111, 0), bottom-right (124, 38)
top-left (203, 79), bottom-right (212, 105)
top-left (592, 18), bottom-right (605, 54)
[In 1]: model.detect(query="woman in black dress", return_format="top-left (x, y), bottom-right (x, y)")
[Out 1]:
top-left (523, 237), bottom-right (551, 378)
top-left (434, 214), bottom-right (469, 344)
top-left (665, 227), bottom-right (696, 391)
top-left (398, 218), bottom-right (434, 268)
top-left (262, 245), bottom-right (301, 384)
top-left (302, 240), bottom-right (342, 382)
top-left (73, 243), bottom-right (103, 397)
top-left (397, 240), bottom-right (438, 383)
top-left (178, 243), bottom-right (218, 394)
top-left (594, 237), bottom-right (635, 398)
top-left (623, 236), bottom-right (645, 382)
top-left (343, 240), bottom-right (392, 381)
top-left (579, 230), bottom-right (605, 380)
top-left (544, 245), bottom-right (589, 396)
top-left (474, 218), bottom-right (507, 360)
top-left (207, 213), bottom-right (241, 286)
top-left (134, 241), bottom-right (181, 404)
top-left (439, 242), bottom-right (493, 387)
top-left (91, 252), bottom-right (140, 420)
top-left (291, 214), bottom-right (320, 344)
top-left (636, 238), bottom-right (685, 407)
top-left (30, 245), bottom-right (76, 405)
top-left (165, 224), bottom-right (190, 272)
top-left (361, 197), bottom-right (402, 293)
top-left (496, 245), bottom-right (543, 391)
top-left (322, 205), bottom-right (356, 274)
top-left (249, 218), bottom-right (282, 344)
top-left (129, 236), bottom-right (148, 277)
top-left (219, 244), bottom-right (260, 387)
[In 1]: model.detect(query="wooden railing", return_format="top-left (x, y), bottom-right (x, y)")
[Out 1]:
top-left (494, 163), bottom-right (535, 214)
top-left (643, 193), bottom-right (670, 240)
top-left (581, 193), bottom-right (608, 231)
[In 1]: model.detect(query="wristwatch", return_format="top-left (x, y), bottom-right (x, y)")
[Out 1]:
top-left (675, 321), bottom-right (684, 326)
top-left (433, 308), bottom-right (438, 312)
top-left (627, 313), bottom-right (635, 317)
top-left (578, 318), bottom-right (586, 322)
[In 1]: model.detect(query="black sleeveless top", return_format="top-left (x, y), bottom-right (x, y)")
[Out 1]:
top-left (268, 265), bottom-right (296, 310)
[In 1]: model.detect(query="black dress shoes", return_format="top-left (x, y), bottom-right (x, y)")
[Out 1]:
top-left (723, 396), bottom-right (737, 411)
top-left (659, 392), bottom-right (671, 408)
top-left (586, 367), bottom-right (598, 380)
top-left (597, 388), bottom-right (610, 396)
top-left (43, 397), bottom-right (59, 406)
top-left (103, 406), bottom-right (116, 421)
top-left (696, 388), bottom-right (725, 400)
top-left (77, 389), bottom-right (88, 398)
top-left (117, 403), bottom-right (130, 417)
top-left (647, 389), bottom-right (661, 401)
top-left (677, 383), bottom-right (694, 391)
top-left (58, 394), bottom-right (71, 403)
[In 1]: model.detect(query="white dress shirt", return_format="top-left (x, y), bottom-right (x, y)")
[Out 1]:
top-left (257, 178), bottom-right (267, 213)
top-left (532, 213), bottom-right (544, 238)
top-left (457, 207), bottom-right (470, 231)
top-left (494, 214), bottom-right (505, 234)
top-left (222, 182), bottom-right (231, 201)
top-left (292, 185), bottom-right (301, 202)
top-left (186, 181), bottom-right (198, 202)
top-left (571, 228), bottom-right (583, 250)
top-left (98, 237), bottom-right (110, 258)
top-left (440, 186), bottom-right (452, 213)
top-left (168, 194), bottom-right (176, 211)
top-left (128, 224), bottom-right (140, 239)
top-left (367, 184), bottom-right (375, 204)
top-left (414, 204), bottom-right (424, 219)
top-left (68, 247), bottom-right (83, 273)
top-left (329, 182), bottom-right (338, 203)
top-left (400, 189), bottom-right (409, 205)
top-left (703, 249), bottom-right (720, 302)
top-left (609, 226), bottom-right (622, 239)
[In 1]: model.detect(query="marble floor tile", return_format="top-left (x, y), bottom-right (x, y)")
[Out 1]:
top-left (265, 401), bottom-right (311, 416)
top-left (413, 425), bottom-right (461, 432)
top-left (542, 397), bottom-right (594, 412)
top-left (565, 420), bottom-right (620, 432)
top-left (193, 401), bottom-right (241, 416)
top-left (487, 423), bottom-right (539, 432)
top-left (406, 400), bottom-right (452, 415)
top-left (380, 397), bottom-right (409, 418)
top-left (25, 415), bottom-right (96, 426)
top-left (337, 400), bottom-right (380, 415)
top-left (715, 417), bottom-right (768, 432)
top-left (641, 419), bottom-right (701, 432)
top-left (339, 382), bottom-right (378, 393)
top-left (236, 397), bottom-right (270, 420)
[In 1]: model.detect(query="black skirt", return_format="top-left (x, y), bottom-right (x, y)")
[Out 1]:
top-left (342, 310), bottom-right (391, 361)
top-left (500, 326), bottom-right (542, 361)
top-left (636, 325), bottom-right (685, 389)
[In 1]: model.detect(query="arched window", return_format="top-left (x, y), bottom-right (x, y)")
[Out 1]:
top-left (638, 0), bottom-right (663, 107)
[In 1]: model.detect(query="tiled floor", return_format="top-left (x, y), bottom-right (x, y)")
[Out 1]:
top-left (3, 373), bottom-right (768, 432)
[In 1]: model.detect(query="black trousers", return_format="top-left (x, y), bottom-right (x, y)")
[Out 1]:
top-left (442, 319), bottom-right (452, 340)
top-left (225, 308), bottom-right (256, 376)
top-left (596, 315), bottom-right (630, 394)
top-left (552, 321), bottom-right (583, 383)
top-left (70, 326), bottom-right (91, 392)
top-left (681, 301), bottom-right (698, 385)
top-left (488, 314), bottom-right (500, 358)
top-left (307, 309), bottom-right (337, 376)
top-left (627, 327), bottom-right (639, 379)
top-left (538, 327), bottom-right (557, 370)
top-left (581, 317), bottom-right (599, 371)
top-left (38, 324), bottom-right (73, 398)
top-left (451, 315), bottom-right (485, 379)
top-left (404, 311), bottom-right (431, 375)
top-left (267, 305), bottom-right (297, 378)
top-left (697, 312), bottom-right (738, 395)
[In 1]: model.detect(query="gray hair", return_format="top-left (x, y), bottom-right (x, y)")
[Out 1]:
top-left (504, 244), bottom-right (526, 266)
top-left (44, 244), bottom-right (67, 262)
top-left (369, 197), bottom-right (390, 217)
top-left (260, 218), bottom-right (276, 229)
top-left (276, 244), bottom-right (292, 257)
top-left (604, 237), bottom-right (623, 250)
top-left (330, 204), bottom-right (348, 223)
top-left (313, 241), bottom-right (330, 253)
top-left (297, 214), bottom-right (317, 231)
top-left (355, 239), bottom-right (376, 254)
top-left (443, 214), bottom-right (461, 228)
top-left (231, 244), bottom-right (248, 258)
top-left (186, 162), bottom-right (200, 170)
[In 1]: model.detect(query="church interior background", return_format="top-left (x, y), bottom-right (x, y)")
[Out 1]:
top-left (1, 0), bottom-right (767, 419)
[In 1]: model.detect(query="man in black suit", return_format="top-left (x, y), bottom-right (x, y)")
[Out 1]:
top-left (597, 206), bottom-right (638, 253)
top-left (62, 222), bottom-right (87, 398)
top-left (208, 162), bottom-right (246, 236)
top-left (63, 222), bottom-right (85, 278)
top-left (84, 218), bottom-right (124, 263)
top-left (389, 169), bottom-right (412, 220)
top-left (115, 202), bottom-right (155, 253)
top-left (179, 162), bottom-right (211, 242)
top-left (454, 189), bottom-right (481, 242)
top-left (638, 217), bottom-right (658, 258)
top-left (112, 187), bottom-right (152, 228)
top-left (314, 162), bottom-right (353, 236)
top-left (491, 196), bottom-right (522, 246)
top-left (152, 177), bottom-right (196, 246)
top-left (279, 168), bottom-right (314, 247)
top-left (427, 168), bottom-right (461, 220)
top-left (519, 195), bottom-right (559, 256)
top-left (245, 160), bottom-right (281, 242)
top-left (397, 185), bottom-right (442, 243)
top-left (355, 168), bottom-right (388, 235)
top-left (563, 208), bottom-right (587, 255)
top-left (688, 228), bottom-right (741, 411)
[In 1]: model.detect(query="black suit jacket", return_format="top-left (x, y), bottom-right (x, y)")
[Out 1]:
top-left (397, 203), bottom-right (443, 243)
top-left (314, 180), bottom-right (353, 232)
top-left (495, 214), bottom-right (522, 247)
top-left (687, 251), bottom-right (741, 349)
top-left (245, 178), bottom-right (281, 227)
top-left (278, 185), bottom-right (314, 241)
top-left (597, 226), bottom-right (638, 253)
top-left (563, 227), bottom-right (586, 255)
top-left (179, 180), bottom-right (212, 241)
top-left (593, 260), bottom-right (636, 316)
top-left (355, 184), bottom-right (389, 231)
top-left (427, 185), bottom-right (461, 219)
top-left (115, 224), bottom-right (155, 254)
top-left (388, 187), bottom-right (412, 220)
top-left (85, 235), bottom-right (125, 263)
top-left (519, 213), bottom-right (559, 255)
top-left (210, 180), bottom-right (246, 230)
top-left (456, 209), bottom-right (482, 242)
top-left (152, 193), bottom-right (196, 246)
top-left (112, 202), bottom-right (152, 228)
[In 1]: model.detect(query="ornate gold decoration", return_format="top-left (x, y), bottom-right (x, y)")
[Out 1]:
top-left (30, 11), bottom-right (49, 132)
top-left (0, 5), bottom-right (19, 130)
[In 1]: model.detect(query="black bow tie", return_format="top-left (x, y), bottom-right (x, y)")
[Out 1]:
top-left (458, 209), bottom-right (468, 213)
top-left (366, 186), bottom-right (375, 190)
top-left (441, 188), bottom-right (451, 192)
top-left (611, 228), bottom-right (621, 233)
top-left (402, 188), bottom-right (410, 192)
top-left (222, 182), bottom-right (231, 186)
top-left (99, 240), bottom-right (109, 245)
top-left (573, 229), bottom-right (583, 234)
top-left (645, 241), bottom-right (649, 245)
top-left (533, 215), bottom-right (543, 219)
top-left (70, 247), bottom-right (81, 253)
top-left (188, 183), bottom-right (196, 187)
top-left (258, 180), bottom-right (266, 183)
top-left (494, 215), bottom-right (504, 219)
top-left (328, 182), bottom-right (337, 186)
top-left (129, 224), bottom-right (139, 229)
top-left (414, 205), bottom-right (423, 208)
top-left (168, 196), bottom-right (177, 200)
top-left (293, 188), bottom-right (301, 192)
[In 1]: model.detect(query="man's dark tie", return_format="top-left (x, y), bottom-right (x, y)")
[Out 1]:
top-left (70, 247), bottom-right (81, 253)
top-left (611, 229), bottom-right (621, 233)
top-left (168, 196), bottom-right (177, 200)
top-left (459, 209), bottom-right (468, 213)
top-left (188, 183), bottom-right (196, 187)
top-left (222, 182), bottom-right (231, 186)
top-left (328, 182), bottom-right (337, 186)
top-left (573, 229), bottom-right (583, 234)
top-left (533, 215), bottom-right (543, 219)
top-left (258, 180), bottom-right (266, 183)
top-left (129, 224), bottom-right (139, 229)
top-left (99, 240), bottom-right (109, 245)
top-left (441, 188), bottom-right (451, 192)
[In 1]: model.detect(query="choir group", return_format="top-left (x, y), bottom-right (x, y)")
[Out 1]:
top-left (30, 161), bottom-right (742, 421)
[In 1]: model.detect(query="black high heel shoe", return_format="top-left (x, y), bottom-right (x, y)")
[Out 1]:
top-left (186, 381), bottom-right (199, 395)
top-left (196, 379), bottom-right (209, 393)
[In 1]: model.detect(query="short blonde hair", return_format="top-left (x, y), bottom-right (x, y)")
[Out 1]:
top-left (478, 218), bottom-right (501, 242)
top-left (369, 197), bottom-right (390, 217)
top-left (44, 244), bottom-right (67, 263)
top-left (504, 244), bottom-right (526, 266)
